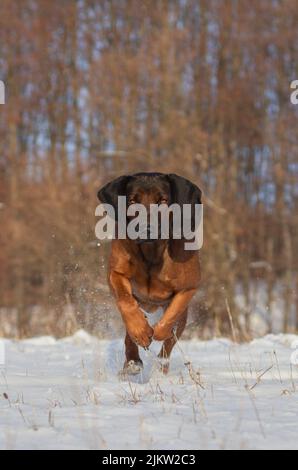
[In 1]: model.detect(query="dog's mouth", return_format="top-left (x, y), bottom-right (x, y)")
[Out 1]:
top-left (134, 231), bottom-right (160, 244)
top-left (135, 238), bottom-right (158, 244)
top-left (127, 224), bottom-right (163, 244)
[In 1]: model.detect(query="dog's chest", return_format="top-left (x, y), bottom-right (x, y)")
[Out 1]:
top-left (130, 253), bottom-right (179, 303)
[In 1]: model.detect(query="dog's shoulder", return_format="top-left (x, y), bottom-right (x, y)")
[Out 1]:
top-left (163, 244), bottom-right (201, 289)
top-left (109, 239), bottom-right (132, 273)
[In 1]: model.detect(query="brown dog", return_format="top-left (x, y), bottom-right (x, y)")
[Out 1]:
top-left (97, 172), bottom-right (202, 374)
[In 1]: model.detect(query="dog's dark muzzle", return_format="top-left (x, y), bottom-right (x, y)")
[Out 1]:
top-left (135, 225), bottom-right (160, 244)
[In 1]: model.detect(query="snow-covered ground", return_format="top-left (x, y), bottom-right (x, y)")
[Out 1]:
top-left (1, 329), bottom-right (298, 450)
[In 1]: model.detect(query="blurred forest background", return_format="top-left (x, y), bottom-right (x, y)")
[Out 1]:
top-left (0, 0), bottom-right (297, 339)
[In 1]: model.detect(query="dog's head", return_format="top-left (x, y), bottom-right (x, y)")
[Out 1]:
top-left (97, 172), bottom-right (202, 243)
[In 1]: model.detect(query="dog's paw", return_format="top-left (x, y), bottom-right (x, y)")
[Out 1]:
top-left (122, 359), bottom-right (143, 376)
top-left (153, 322), bottom-right (173, 341)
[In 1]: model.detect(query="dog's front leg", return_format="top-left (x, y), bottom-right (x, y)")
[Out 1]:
top-left (157, 310), bottom-right (188, 374)
top-left (153, 288), bottom-right (196, 341)
top-left (109, 270), bottom-right (153, 347)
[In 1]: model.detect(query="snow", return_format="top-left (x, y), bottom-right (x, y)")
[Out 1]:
top-left (1, 329), bottom-right (298, 450)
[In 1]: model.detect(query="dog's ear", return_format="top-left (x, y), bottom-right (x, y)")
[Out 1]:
top-left (97, 175), bottom-right (131, 219)
top-left (166, 174), bottom-right (202, 257)
top-left (166, 173), bottom-right (202, 207)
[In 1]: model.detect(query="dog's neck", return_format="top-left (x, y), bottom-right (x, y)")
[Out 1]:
top-left (138, 240), bottom-right (167, 266)
top-left (127, 239), bottom-right (195, 266)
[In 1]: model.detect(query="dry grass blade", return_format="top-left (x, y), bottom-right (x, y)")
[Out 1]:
top-left (225, 298), bottom-right (237, 343)
top-left (250, 365), bottom-right (273, 390)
